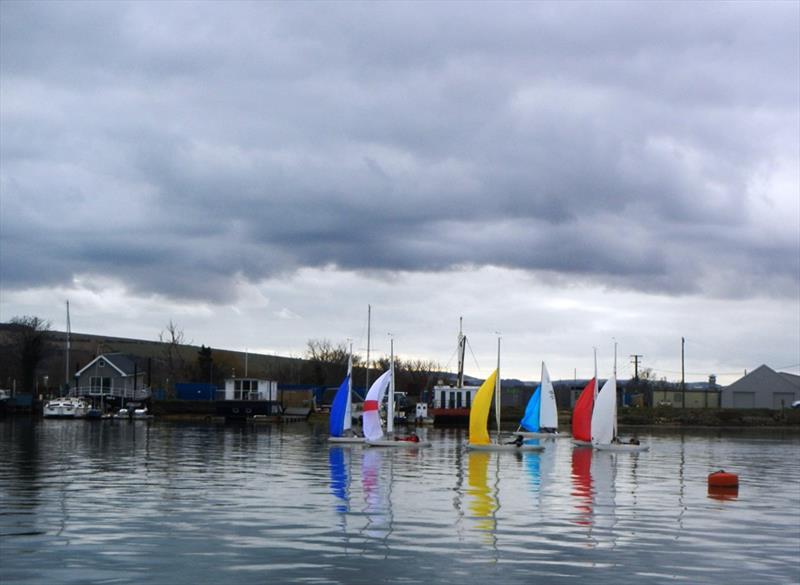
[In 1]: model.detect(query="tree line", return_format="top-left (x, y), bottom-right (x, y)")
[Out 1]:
top-left (0, 317), bottom-right (442, 398)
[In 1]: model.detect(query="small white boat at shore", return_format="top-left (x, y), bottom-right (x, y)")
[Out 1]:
top-left (43, 397), bottom-right (90, 418)
top-left (113, 407), bottom-right (153, 420)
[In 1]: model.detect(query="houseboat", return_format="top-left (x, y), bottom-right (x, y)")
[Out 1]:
top-left (429, 319), bottom-right (480, 426)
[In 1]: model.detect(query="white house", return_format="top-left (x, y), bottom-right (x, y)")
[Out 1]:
top-left (223, 378), bottom-right (278, 401)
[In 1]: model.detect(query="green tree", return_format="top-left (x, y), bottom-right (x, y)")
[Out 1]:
top-left (8, 316), bottom-right (51, 394)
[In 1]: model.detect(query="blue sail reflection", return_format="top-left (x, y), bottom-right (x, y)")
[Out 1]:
top-left (328, 447), bottom-right (349, 514)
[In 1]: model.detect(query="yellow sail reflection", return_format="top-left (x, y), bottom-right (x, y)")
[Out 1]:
top-left (468, 369), bottom-right (498, 445)
top-left (467, 451), bottom-right (497, 536)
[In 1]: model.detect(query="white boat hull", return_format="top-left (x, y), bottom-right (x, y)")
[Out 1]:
top-left (513, 431), bottom-right (568, 439)
top-left (594, 443), bottom-right (649, 452)
top-left (572, 440), bottom-right (593, 447)
top-left (466, 443), bottom-right (544, 452)
top-left (328, 436), bottom-right (366, 444)
top-left (43, 399), bottom-right (90, 418)
top-left (366, 439), bottom-right (432, 448)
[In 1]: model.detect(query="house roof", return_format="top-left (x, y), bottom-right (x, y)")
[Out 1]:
top-left (75, 353), bottom-right (143, 377)
top-left (779, 372), bottom-right (800, 389)
top-left (725, 364), bottom-right (799, 394)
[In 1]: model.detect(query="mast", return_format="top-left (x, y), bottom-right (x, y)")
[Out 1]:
top-left (64, 300), bottom-right (71, 397)
top-left (388, 335), bottom-right (395, 435)
top-left (593, 346), bottom-right (598, 400)
top-left (494, 335), bottom-right (501, 437)
top-left (346, 340), bottom-right (353, 432)
top-left (365, 305), bottom-right (371, 392)
top-left (457, 317), bottom-right (465, 388)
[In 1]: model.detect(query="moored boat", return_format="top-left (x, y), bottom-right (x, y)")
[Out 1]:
top-left (43, 397), bottom-right (91, 418)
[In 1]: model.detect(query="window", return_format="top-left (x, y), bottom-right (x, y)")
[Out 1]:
top-left (456, 391), bottom-right (462, 408)
top-left (440, 391), bottom-right (446, 408)
top-left (466, 391), bottom-right (471, 408)
top-left (90, 377), bottom-right (111, 394)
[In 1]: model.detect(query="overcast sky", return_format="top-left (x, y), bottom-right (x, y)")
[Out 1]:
top-left (1, 1), bottom-right (798, 384)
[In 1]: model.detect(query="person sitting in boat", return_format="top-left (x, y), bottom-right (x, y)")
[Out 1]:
top-left (611, 436), bottom-right (622, 444)
top-left (506, 435), bottom-right (524, 447)
top-left (628, 437), bottom-right (640, 445)
top-left (540, 427), bottom-right (557, 434)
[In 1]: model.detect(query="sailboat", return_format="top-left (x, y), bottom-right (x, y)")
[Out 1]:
top-left (571, 376), bottom-right (597, 446)
top-left (466, 337), bottom-right (543, 452)
top-left (591, 376), bottom-right (648, 452)
top-left (514, 362), bottom-right (565, 439)
top-left (328, 346), bottom-right (364, 444)
top-left (364, 339), bottom-right (431, 448)
top-left (43, 301), bottom-right (90, 419)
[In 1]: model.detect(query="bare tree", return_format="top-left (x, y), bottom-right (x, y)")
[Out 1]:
top-left (305, 339), bottom-right (362, 385)
top-left (159, 320), bottom-right (187, 397)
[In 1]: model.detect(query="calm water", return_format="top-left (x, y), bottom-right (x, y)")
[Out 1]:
top-left (1, 419), bottom-right (798, 585)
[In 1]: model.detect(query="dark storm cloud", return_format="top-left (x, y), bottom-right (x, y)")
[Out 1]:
top-left (1, 1), bottom-right (797, 301)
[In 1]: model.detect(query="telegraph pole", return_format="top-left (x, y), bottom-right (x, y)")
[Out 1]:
top-left (630, 354), bottom-right (643, 380)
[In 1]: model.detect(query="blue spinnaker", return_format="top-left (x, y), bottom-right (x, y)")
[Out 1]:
top-left (329, 374), bottom-right (351, 437)
top-left (520, 385), bottom-right (541, 432)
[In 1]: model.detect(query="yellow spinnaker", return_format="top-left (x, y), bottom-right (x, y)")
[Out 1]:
top-left (468, 369), bottom-right (497, 445)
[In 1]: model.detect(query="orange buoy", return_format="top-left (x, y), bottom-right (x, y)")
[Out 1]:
top-left (708, 470), bottom-right (739, 488)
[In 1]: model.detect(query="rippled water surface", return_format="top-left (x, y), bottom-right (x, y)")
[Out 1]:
top-left (1, 419), bottom-right (798, 584)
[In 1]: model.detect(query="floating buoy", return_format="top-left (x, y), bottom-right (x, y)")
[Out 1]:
top-left (708, 470), bottom-right (739, 488)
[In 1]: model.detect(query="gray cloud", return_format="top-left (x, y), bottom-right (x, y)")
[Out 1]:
top-left (1, 1), bottom-right (798, 302)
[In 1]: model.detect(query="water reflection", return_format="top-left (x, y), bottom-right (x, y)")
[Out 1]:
top-left (466, 451), bottom-right (497, 543)
top-left (328, 447), bottom-right (350, 513)
top-left (571, 446), bottom-right (593, 526)
top-left (361, 448), bottom-right (392, 539)
top-left (2, 422), bottom-right (799, 585)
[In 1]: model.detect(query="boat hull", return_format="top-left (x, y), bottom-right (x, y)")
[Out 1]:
top-left (43, 399), bottom-right (90, 418)
top-left (594, 443), bottom-right (649, 452)
top-left (366, 439), bottom-right (432, 448)
top-left (328, 436), bottom-right (366, 444)
top-left (513, 431), bottom-right (568, 439)
top-left (466, 443), bottom-right (544, 452)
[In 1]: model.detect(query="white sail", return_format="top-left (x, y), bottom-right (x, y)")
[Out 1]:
top-left (344, 351), bottom-right (353, 433)
top-left (591, 376), bottom-right (616, 445)
top-left (362, 370), bottom-right (392, 441)
top-left (539, 362), bottom-right (558, 430)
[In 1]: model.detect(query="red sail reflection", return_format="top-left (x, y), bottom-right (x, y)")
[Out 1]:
top-left (571, 446), bottom-right (593, 526)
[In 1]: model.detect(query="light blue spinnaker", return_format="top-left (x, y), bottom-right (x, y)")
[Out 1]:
top-left (329, 374), bottom-right (351, 437)
top-left (520, 385), bottom-right (541, 432)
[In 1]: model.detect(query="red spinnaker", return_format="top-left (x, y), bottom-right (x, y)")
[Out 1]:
top-left (571, 378), bottom-right (596, 442)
